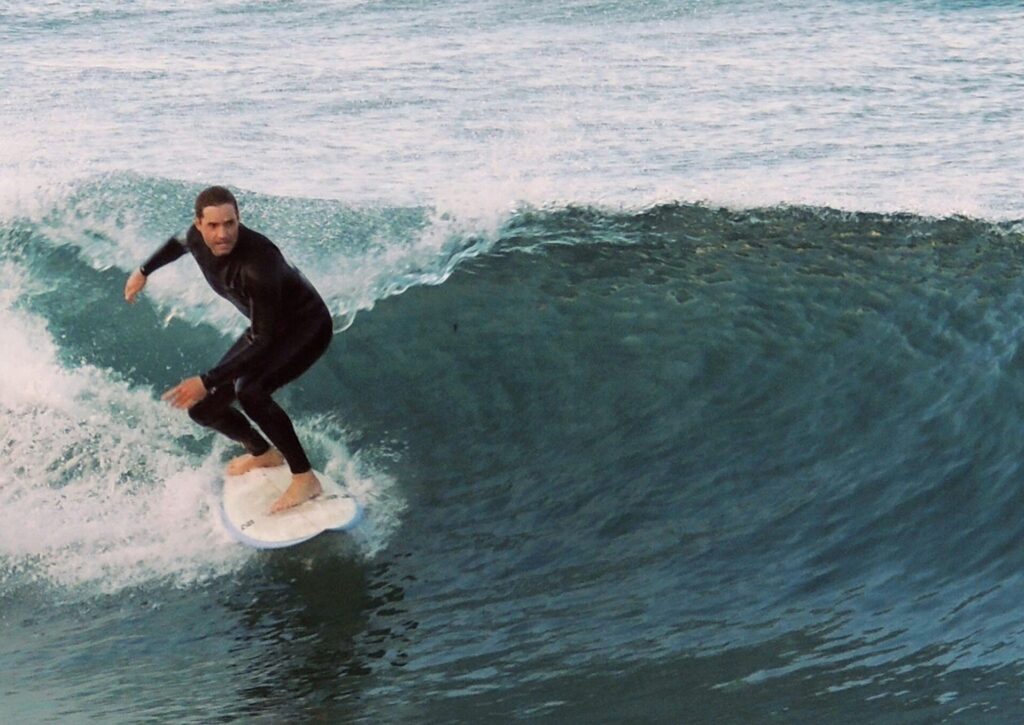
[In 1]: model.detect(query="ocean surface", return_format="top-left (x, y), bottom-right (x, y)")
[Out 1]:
top-left (4, 1), bottom-right (1024, 722)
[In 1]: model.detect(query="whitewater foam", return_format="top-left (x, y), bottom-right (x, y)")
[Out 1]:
top-left (0, 261), bottom-right (245, 593)
top-left (0, 260), bottom-right (398, 596)
top-left (300, 417), bottom-right (407, 558)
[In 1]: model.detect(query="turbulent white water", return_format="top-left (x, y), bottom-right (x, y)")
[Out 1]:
top-left (3, 1), bottom-right (1024, 219)
top-left (0, 256), bottom-right (400, 595)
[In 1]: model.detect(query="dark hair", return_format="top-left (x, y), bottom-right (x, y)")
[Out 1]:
top-left (194, 186), bottom-right (239, 219)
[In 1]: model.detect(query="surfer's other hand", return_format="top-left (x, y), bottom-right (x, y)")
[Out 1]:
top-left (162, 376), bottom-right (207, 409)
top-left (125, 268), bottom-right (147, 304)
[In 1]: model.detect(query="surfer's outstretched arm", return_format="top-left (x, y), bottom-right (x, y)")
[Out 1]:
top-left (125, 235), bottom-right (188, 303)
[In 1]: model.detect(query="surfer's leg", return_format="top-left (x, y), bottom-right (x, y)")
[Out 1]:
top-left (188, 384), bottom-right (271, 456)
top-left (235, 380), bottom-right (322, 511)
top-left (186, 331), bottom-right (286, 475)
top-left (236, 314), bottom-right (332, 471)
top-left (234, 380), bottom-right (311, 472)
top-left (259, 314), bottom-right (333, 393)
top-left (234, 316), bottom-right (333, 511)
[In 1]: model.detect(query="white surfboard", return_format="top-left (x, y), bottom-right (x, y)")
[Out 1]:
top-left (220, 467), bottom-right (361, 549)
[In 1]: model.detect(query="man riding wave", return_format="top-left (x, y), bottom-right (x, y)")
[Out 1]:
top-left (125, 186), bottom-right (332, 513)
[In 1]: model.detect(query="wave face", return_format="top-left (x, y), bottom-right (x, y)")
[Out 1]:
top-left (4, 175), bottom-right (1024, 721)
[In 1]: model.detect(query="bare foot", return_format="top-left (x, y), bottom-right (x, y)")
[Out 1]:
top-left (270, 471), bottom-right (323, 514)
top-left (226, 448), bottom-right (286, 476)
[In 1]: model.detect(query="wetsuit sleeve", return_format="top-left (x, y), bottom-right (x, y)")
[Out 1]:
top-left (139, 236), bottom-right (187, 276)
top-left (200, 251), bottom-right (283, 389)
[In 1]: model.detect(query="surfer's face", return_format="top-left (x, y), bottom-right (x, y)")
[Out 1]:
top-left (195, 203), bottom-right (240, 256)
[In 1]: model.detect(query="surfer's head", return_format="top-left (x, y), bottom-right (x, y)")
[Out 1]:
top-left (194, 186), bottom-right (240, 257)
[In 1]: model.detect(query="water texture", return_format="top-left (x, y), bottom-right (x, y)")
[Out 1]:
top-left (3, 1), bottom-right (1024, 722)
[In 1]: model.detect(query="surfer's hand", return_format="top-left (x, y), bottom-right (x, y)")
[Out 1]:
top-left (162, 376), bottom-right (207, 409)
top-left (125, 268), bottom-right (147, 304)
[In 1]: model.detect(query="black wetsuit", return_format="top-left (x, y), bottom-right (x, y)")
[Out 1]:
top-left (140, 224), bottom-right (332, 474)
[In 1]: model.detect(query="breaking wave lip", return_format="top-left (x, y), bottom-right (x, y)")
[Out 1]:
top-left (5, 172), bottom-right (1021, 335)
top-left (0, 174), bottom-right (514, 337)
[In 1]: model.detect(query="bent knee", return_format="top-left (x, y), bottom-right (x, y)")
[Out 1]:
top-left (235, 380), bottom-right (273, 414)
top-left (188, 400), bottom-right (217, 426)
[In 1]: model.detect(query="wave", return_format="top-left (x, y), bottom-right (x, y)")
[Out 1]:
top-left (5, 176), bottom-right (1024, 677)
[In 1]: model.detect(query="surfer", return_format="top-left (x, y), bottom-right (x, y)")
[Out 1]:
top-left (124, 186), bottom-right (332, 513)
